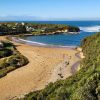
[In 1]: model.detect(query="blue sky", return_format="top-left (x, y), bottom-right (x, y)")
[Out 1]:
top-left (0, 0), bottom-right (100, 20)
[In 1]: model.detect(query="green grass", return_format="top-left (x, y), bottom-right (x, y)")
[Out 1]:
top-left (0, 41), bottom-right (29, 78)
top-left (23, 32), bottom-right (100, 100)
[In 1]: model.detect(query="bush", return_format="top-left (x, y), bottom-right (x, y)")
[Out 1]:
top-left (8, 54), bottom-right (29, 68)
top-left (0, 49), bottom-right (13, 58)
top-left (0, 41), bottom-right (29, 78)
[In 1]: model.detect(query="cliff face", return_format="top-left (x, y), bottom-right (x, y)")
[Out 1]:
top-left (67, 25), bottom-right (80, 32)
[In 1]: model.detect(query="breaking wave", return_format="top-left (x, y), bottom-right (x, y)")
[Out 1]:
top-left (80, 26), bottom-right (100, 32)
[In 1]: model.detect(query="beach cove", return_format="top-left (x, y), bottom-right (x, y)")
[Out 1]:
top-left (0, 36), bottom-right (81, 100)
top-left (0, 21), bottom-right (99, 99)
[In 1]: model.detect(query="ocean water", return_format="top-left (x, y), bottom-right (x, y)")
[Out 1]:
top-left (22, 21), bottom-right (100, 46)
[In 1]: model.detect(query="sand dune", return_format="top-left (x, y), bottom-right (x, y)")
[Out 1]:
top-left (0, 36), bottom-right (80, 100)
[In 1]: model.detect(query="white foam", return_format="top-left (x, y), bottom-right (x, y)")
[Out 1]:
top-left (12, 37), bottom-right (76, 48)
top-left (80, 26), bottom-right (100, 32)
top-left (19, 38), bottom-right (76, 48)
top-left (19, 38), bottom-right (47, 46)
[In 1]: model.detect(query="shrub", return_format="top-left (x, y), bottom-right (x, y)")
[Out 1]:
top-left (0, 41), bottom-right (29, 78)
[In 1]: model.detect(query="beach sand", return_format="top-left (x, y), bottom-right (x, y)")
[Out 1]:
top-left (0, 36), bottom-right (81, 100)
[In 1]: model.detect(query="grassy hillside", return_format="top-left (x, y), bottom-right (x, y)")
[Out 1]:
top-left (23, 33), bottom-right (100, 100)
top-left (0, 41), bottom-right (29, 78)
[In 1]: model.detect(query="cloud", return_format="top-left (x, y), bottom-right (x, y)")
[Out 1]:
top-left (0, 15), bottom-right (100, 21)
top-left (0, 15), bottom-right (45, 21)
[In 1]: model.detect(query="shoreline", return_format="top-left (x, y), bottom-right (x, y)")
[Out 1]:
top-left (7, 35), bottom-right (78, 49)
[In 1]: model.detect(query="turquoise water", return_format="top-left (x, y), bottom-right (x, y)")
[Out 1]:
top-left (23, 21), bottom-right (100, 46)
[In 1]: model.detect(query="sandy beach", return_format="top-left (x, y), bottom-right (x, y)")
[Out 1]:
top-left (0, 36), bottom-right (81, 100)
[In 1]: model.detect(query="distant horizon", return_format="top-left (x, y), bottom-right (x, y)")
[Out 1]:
top-left (0, 15), bottom-right (100, 21)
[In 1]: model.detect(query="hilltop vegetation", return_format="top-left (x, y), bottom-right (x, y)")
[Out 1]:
top-left (0, 41), bottom-right (29, 78)
top-left (23, 33), bottom-right (100, 100)
top-left (0, 22), bottom-right (80, 35)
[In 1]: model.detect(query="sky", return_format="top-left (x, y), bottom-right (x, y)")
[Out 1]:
top-left (0, 0), bottom-right (100, 20)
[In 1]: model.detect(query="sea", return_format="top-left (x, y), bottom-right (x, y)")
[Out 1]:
top-left (18, 21), bottom-right (100, 46)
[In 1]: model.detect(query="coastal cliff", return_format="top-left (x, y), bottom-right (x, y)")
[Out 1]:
top-left (0, 22), bottom-right (80, 36)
